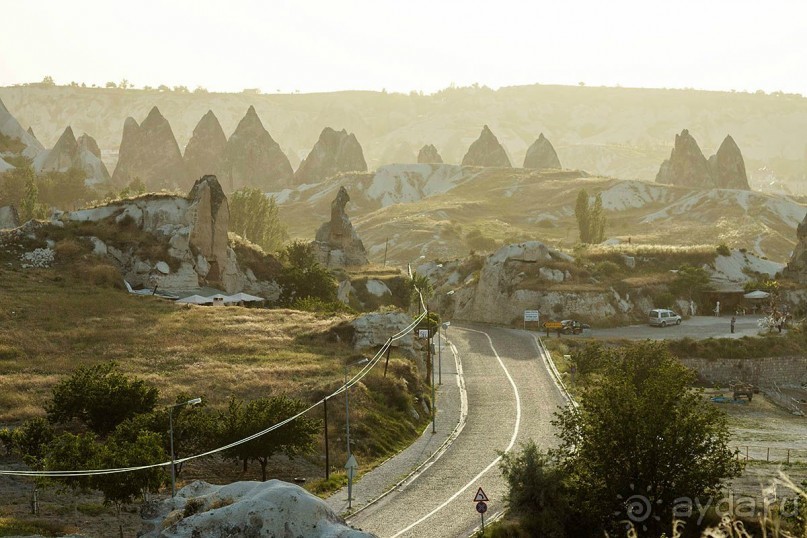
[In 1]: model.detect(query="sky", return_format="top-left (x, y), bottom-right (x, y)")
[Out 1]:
top-left (1, 0), bottom-right (806, 95)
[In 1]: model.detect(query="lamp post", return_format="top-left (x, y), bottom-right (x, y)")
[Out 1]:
top-left (168, 397), bottom-right (202, 498)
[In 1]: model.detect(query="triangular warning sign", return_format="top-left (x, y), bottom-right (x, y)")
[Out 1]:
top-left (473, 487), bottom-right (489, 502)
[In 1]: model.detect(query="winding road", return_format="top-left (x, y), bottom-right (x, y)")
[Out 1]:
top-left (348, 324), bottom-right (568, 537)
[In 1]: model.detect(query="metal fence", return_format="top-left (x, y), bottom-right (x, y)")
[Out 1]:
top-left (732, 445), bottom-right (807, 464)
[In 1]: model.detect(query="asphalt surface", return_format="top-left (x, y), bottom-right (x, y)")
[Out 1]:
top-left (566, 314), bottom-right (775, 341)
top-left (346, 324), bottom-right (567, 538)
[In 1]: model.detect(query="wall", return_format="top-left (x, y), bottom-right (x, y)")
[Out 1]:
top-left (680, 356), bottom-right (807, 387)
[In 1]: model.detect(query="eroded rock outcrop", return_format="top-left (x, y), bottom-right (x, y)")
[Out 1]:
top-left (222, 106), bottom-right (293, 192)
top-left (184, 110), bottom-right (227, 181)
top-left (140, 480), bottom-right (375, 538)
top-left (657, 130), bottom-right (750, 190)
top-left (111, 107), bottom-right (188, 190)
top-left (417, 144), bottom-right (443, 164)
top-left (294, 127), bottom-right (367, 184)
top-left (313, 186), bottom-right (368, 267)
top-left (709, 135), bottom-right (750, 189)
top-left (0, 97), bottom-right (44, 159)
top-left (461, 125), bottom-right (511, 167)
top-left (523, 133), bottom-right (562, 170)
top-left (785, 212), bottom-right (807, 283)
top-left (0, 205), bottom-right (19, 229)
top-left (34, 127), bottom-right (111, 185)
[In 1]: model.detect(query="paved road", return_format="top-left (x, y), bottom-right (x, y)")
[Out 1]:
top-left (348, 324), bottom-right (567, 538)
top-left (568, 315), bottom-right (775, 341)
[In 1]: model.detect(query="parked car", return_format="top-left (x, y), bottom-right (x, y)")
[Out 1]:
top-left (560, 319), bottom-right (590, 334)
top-left (648, 309), bottom-right (682, 327)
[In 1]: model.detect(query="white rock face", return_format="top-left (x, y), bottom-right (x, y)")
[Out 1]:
top-left (352, 311), bottom-right (415, 354)
top-left (365, 279), bottom-right (392, 297)
top-left (140, 480), bottom-right (376, 538)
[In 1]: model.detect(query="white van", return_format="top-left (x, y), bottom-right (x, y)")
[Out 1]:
top-left (648, 309), bottom-right (681, 327)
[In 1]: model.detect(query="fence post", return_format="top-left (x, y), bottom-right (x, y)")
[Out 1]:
top-left (767, 447), bottom-right (770, 462)
top-left (787, 449), bottom-right (790, 465)
top-left (745, 446), bottom-right (749, 462)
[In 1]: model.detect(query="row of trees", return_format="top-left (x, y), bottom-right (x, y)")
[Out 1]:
top-left (0, 363), bottom-right (319, 515)
top-left (1, 162), bottom-right (95, 219)
top-left (500, 342), bottom-right (742, 537)
top-left (574, 189), bottom-right (606, 244)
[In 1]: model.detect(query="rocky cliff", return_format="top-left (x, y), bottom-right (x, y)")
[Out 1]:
top-left (461, 125), bottom-right (511, 167)
top-left (657, 130), bottom-right (750, 190)
top-left (709, 135), bottom-right (750, 189)
top-left (222, 106), bottom-right (293, 192)
top-left (294, 127), bottom-right (367, 184)
top-left (184, 110), bottom-right (227, 181)
top-left (523, 133), bottom-right (562, 169)
top-left (784, 212), bottom-right (807, 283)
top-left (77, 133), bottom-right (111, 184)
top-left (417, 144), bottom-right (443, 164)
top-left (313, 186), bottom-right (368, 267)
top-left (111, 107), bottom-right (188, 190)
top-left (0, 205), bottom-right (19, 229)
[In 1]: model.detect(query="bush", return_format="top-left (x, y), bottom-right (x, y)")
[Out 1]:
top-left (716, 243), bottom-right (731, 256)
top-left (592, 260), bottom-right (620, 277)
top-left (183, 497), bottom-right (205, 517)
top-left (54, 238), bottom-right (86, 262)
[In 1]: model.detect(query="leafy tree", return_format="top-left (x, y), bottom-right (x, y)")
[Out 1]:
top-left (20, 164), bottom-right (45, 221)
top-left (670, 264), bottom-right (712, 303)
top-left (500, 441), bottom-right (569, 538)
top-left (38, 167), bottom-right (92, 210)
top-left (43, 432), bottom-right (98, 494)
top-left (552, 341), bottom-right (742, 536)
top-left (229, 188), bottom-right (288, 253)
top-left (118, 78), bottom-right (132, 90)
top-left (276, 241), bottom-right (336, 306)
top-left (155, 394), bottom-right (215, 478)
top-left (105, 81), bottom-right (117, 89)
top-left (40, 76), bottom-right (56, 87)
top-left (218, 395), bottom-right (320, 481)
top-left (575, 189), bottom-right (591, 243)
top-left (9, 417), bottom-right (55, 470)
top-left (46, 362), bottom-right (159, 435)
top-left (589, 193), bottom-right (606, 243)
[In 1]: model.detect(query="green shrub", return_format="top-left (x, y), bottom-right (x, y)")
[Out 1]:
top-left (716, 243), bottom-right (731, 256)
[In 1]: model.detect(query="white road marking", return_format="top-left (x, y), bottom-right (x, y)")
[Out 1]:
top-left (389, 327), bottom-right (522, 538)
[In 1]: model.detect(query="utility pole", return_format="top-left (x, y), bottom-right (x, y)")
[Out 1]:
top-left (323, 397), bottom-right (329, 480)
top-left (428, 308), bottom-right (436, 433)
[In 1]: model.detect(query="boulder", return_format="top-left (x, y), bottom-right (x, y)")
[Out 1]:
top-left (139, 480), bottom-right (376, 538)
top-left (709, 135), bottom-right (750, 189)
top-left (655, 129), bottom-right (713, 188)
top-left (222, 105), bottom-right (293, 192)
top-left (352, 311), bottom-right (415, 354)
top-left (184, 110), bottom-right (227, 181)
top-left (0, 205), bottom-right (19, 229)
top-left (417, 144), bottom-right (443, 164)
top-left (0, 97), bottom-right (44, 158)
top-left (313, 186), bottom-right (369, 267)
top-left (461, 125), bottom-right (511, 167)
top-left (111, 107), bottom-right (188, 190)
top-left (294, 127), bottom-right (367, 184)
top-left (523, 133), bottom-right (562, 170)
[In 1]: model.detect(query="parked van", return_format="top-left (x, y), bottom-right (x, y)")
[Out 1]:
top-left (648, 309), bottom-right (681, 327)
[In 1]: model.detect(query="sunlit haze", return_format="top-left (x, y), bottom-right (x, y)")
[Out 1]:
top-left (1, 0), bottom-right (806, 94)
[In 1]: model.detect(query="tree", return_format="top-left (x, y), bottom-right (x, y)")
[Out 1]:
top-left (229, 188), bottom-right (288, 253)
top-left (20, 164), bottom-right (44, 221)
top-left (276, 241), bottom-right (336, 306)
top-left (575, 190), bottom-right (591, 243)
top-left (40, 76), bottom-right (56, 87)
top-left (105, 81), bottom-right (117, 89)
top-left (218, 395), bottom-right (320, 481)
top-left (39, 167), bottom-right (92, 210)
top-left (671, 264), bottom-right (712, 303)
top-left (155, 394), bottom-right (215, 478)
top-left (552, 341), bottom-right (742, 536)
top-left (46, 362), bottom-right (159, 435)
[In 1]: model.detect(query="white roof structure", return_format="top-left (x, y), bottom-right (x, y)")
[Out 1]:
top-left (743, 290), bottom-right (770, 300)
top-left (176, 294), bottom-right (214, 304)
top-left (224, 292), bottom-right (265, 303)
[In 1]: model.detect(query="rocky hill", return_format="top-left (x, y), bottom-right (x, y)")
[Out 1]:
top-left (33, 126), bottom-right (110, 184)
top-left (4, 84), bottom-right (804, 192)
top-left (461, 125), bottom-right (511, 167)
top-left (656, 130), bottom-right (750, 190)
top-left (523, 133), bottom-right (561, 170)
top-left (294, 127), bottom-right (367, 184)
top-left (417, 144), bottom-right (443, 164)
top-left (275, 164), bottom-right (806, 266)
top-left (184, 110), bottom-right (227, 181)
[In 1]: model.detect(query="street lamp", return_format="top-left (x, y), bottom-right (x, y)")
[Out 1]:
top-left (168, 397), bottom-right (202, 498)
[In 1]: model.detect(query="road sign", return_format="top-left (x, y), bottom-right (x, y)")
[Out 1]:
top-left (524, 310), bottom-right (540, 322)
top-left (473, 487), bottom-right (489, 502)
top-left (418, 329), bottom-right (430, 339)
top-left (476, 501), bottom-right (488, 514)
top-left (345, 454), bottom-right (358, 478)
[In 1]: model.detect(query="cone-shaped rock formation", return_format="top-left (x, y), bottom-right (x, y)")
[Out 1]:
top-left (657, 130), bottom-right (750, 190)
top-left (417, 144), bottom-right (443, 164)
top-left (294, 127), bottom-right (367, 184)
top-left (222, 106), bottom-right (293, 192)
top-left (184, 110), bottom-right (227, 181)
top-left (461, 125), bottom-right (511, 167)
top-left (709, 135), bottom-right (750, 189)
top-left (523, 133), bottom-right (562, 170)
top-left (0, 97), bottom-right (44, 158)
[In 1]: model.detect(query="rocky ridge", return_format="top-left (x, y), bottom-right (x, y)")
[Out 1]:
top-left (111, 107), bottom-right (188, 190)
top-left (523, 133), bottom-right (562, 169)
top-left (461, 125), bottom-right (511, 167)
top-left (417, 144), bottom-right (443, 164)
top-left (222, 106), bottom-right (293, 192)
top-left (294, 127), bottom-right (367, 184)
top-left (785, 211), bottom-right (807, 283)
top-left (656, 129), bottom-right (750, 190)
top-left (34, 127), bottom-right (110, 185)
top-left (0, 96), bottom-right (43, 158)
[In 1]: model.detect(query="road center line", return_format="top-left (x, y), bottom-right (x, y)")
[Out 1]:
top-left (389, 327), bottom-right (522, 538)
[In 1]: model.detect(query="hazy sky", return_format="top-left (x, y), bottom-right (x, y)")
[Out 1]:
top-left (2, 0), bottom-right (805, 95)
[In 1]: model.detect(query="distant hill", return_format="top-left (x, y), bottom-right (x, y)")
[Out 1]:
top-left (1, 84), bottom-right (806, 193)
